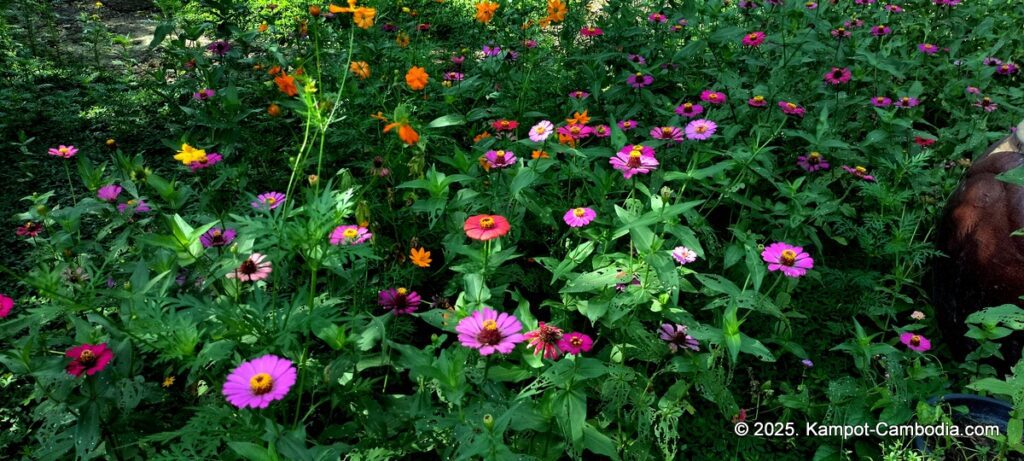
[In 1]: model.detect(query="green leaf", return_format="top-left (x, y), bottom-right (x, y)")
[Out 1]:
top-left (228, 442), bottom-right (274, 461)
top-left (583, 424), bottom-right (619, 460)
top-left (427, 113), bottom-right (466, 128)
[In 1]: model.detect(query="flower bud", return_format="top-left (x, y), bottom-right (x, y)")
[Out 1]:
top-left (483, 414), bottom-right (494, 430)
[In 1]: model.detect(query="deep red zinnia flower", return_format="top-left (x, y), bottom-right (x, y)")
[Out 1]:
top-left (66, 343), bottom-right (114, 377)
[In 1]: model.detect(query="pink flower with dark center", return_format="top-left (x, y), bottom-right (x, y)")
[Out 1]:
top-left (200, 227), bottom-right (236, 248)
top-left (193, 89), bottom-right (215, 100)
top-left (117, 199), bottom-right (150, 214)
top-left (617, 120), bottom-right (638, 131)
top-left (831, 27), bottom-right (851, 39)
top-left (870, 25), bottom-right (892, 36)
top-left (675, 102), bottom-right (704, 118)
top-left (16, 222), bottom-right (42, 238)
top-left (761, 242), bottom-right (814, 278)
top-left (66, 343), bottom-right (114, 377)
top-left (569, 90), bottom-right (589, 99)
top-left (559, 332), bottom-right (593, 355)
top-left (742, 31), bottom-right (766, 47)
top-left (899, 332), bottom-right (931, 352)
top-left (659, 324), bottom-right (699, 352)
top-left (823, 67), bottom-right (852, 85)
top-left (627, 73), bottom-right (654, 88)
top-left (226, 253), bottom-right (273, 282)
top-left (484, 149), bottom-right (518, 169)
top-left (330, 225), bottom-right (372, 245)
top-left (207, 40), bottom-right (232, 56)
top-left (918, 43), bottom-right (939, 54)
top-left (97, 184), bottom-right (122, 202)
top-left (609, 144), bottom-right (658, 179)
top-left (884, 4), bottom-right (904, 12)
top-left (651, 126), bottom-right (684, 143)
top-left (997, 63), bottom-right (1019, 75)
top-left (524, 322), bottom-right (564, 359)
top-left (648, 12), bottom-right (667, 23)
top-left (975, 97), bottom-right (998, 112)
top-left (222, 355), bottom-right (297, 409)
top-left (871, 96), bottom-right (893, 107)
top-left (378, 287), bottom-right (421, 314)
top-left (700, 90), bottom-right (726, 105)
top-left (456, 307), bottom-right (525, 355)
top-left (580, 26), bottom-right (603, 37)
top-left (564, 207), bottom-right (596, 227)
top-left (593, 125), bottom-right (611, 138)
top-left (894, 96), bottom-right (920, 108)
top-left (778, 101), bottom-right (806, 117)
top-left (189, 153), bottom-right (222, 172)
top-left (685, 119), bottom-right (717, 140)
top-left (748, 96), bottom-right (768, 107)
top-left (797, 152), bottom-right (830, 172)
top-left (805, 1), bottom-right (818, 9)
top-left (842, 165), bottom-right (876, 181)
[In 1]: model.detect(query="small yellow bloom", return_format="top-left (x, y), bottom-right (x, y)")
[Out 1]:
top-left (162, 376), bottom-right (175, 388)
top-left (173, 143), bottom-right (207, 165)
top-left (410, 247), bottom-right (432, 268)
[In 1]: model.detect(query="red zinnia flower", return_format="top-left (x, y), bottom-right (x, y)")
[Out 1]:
top-left (464, 214), bottom-right (511, 241)
top-left (65, 343), bottom-right (114, 377)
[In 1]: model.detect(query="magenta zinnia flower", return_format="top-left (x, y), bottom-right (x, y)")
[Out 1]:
top-left (831, 27), bottom-right (851, 39)
top-left (0, 294), bottom-right (11, 318)
top-left (618, 120), bottom-right (638, 131)
top-left (593, 125), bottom-right (611, 138)
top-left (871, 96), bottom-right (893, 107)
top-left (117, 199), bottom-right (150, 214)
top-left (193, 89), bottom-right (215, 100)
top-left (742, 31), bottom-right (766, 47)
top-left (529, 121), bottom-right (554, 142)
top-left (917, 43), bottom-right (939, 54)
top-left (330, 225), bottom-right (372, 245)
top-left (189, 153), bottom-right (223, 172)
top-left (778, 101), bottom-right (806, 117)
top-left (870, 25), bottom-right (892, 36)
top-left (671, 246), bottom-right (697, 265)
top-left (899, 332), bottom-right (932, 352)
top-left (651, 126), bottom-right (684, 143)
top-left (207, 40), bottom-right (232, 56)
top-left (484, 149), bottom-right (517, 169)
top-left (456, 307), bottom-right (525, 355)
top-left (97, 184), bottom-right (122, 202)
top-left (675, 102), bottom-right (704, 118)
top-left (524, 322), bottom-right (564, 359)
top-left (627, 73), bottom-right (654, 88)
top-left (557, 124), bottom-right (595, 140)
top-left (222, 355), bottom-right (297, 409)
top-left (684, 119), bottom-right (717, 141)
top-left (252, 192), bottom-right (286, 209)
top-left (975, 97), bottom-right (998, 112)
top-left (843, 165), bottom-right (876, 181)
top-left (378, 287), bottom-right (421, 314)
top-left (659, 324), bottom-right (699, 352)
top-left (227, 253), bottom-right (273, 282)
top-left (997, 63), bottom-right (1019, 75)
top-left (559, 332), bottom-right (593, 355)
top-left (761, 242), bottom-right (814, 278)
top-left (823, 67), bottom-right (852, 85)
top-left (748, 96), bottom-right (768, 107)
top-left (200, 227), bottom-right (237, 248)
top-left (564, 207), bottom-right (596, 227)
top-left (610, 144), bottom-right (658, 179)
top-left (797, 152), bottom-right (830, 172)
top-left (48, 145), bottom-right (78, 159)
top-left (700, 90), bottom-right (726, 105)
top-left (569, 90), bottom-right (589, 99)
top-left (66, 343), bottom-right (114, 377)
top-left (580, 26), bottom-right (603, 37)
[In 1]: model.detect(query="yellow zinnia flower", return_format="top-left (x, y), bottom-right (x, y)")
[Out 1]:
top-left (173, 143), bottom-right (207, 165)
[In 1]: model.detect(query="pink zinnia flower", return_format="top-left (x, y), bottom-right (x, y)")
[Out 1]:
top-left (200, 227), bottom-right (237, 248)
top-left (524, 322), bottom-right (564, 359)
top-left (456, 307), bottom-right (525, 355)
top-left (557, 124), bottom-right (595, 140)
top-left (761, 242), bottom-right (814, 278)
top-left (484, 149), bottom-right (517, 169)
top-left (894, 96), bottom-right (920, 108)
top-left (805, 2), bottom-right (818, 9)
top-left (684, 119), bottom-right (717, 140)
top-left (778, 101), bottom-right (806, 117)
top-left (742, 31), bottom-right (766, 47)
top-left (559, 332), bottom-right (593, 355)
top-left (207, 40), bottom-right (231, 56)
top-left (193, 89), bottom-right (215, 100)
top-left (443, 72), bottom-right (464, 82)
top-left (569, 90), bottom-right (590, 99)
top-left (117, 199), bottom-right (150, 214)
top-left (966, 86), bottom-right (981, 95)
top-left (918, 43), bottom-right (939, 54)
top-left (564, 207), bottom-right (596, 227)
top-left (378, 287), bottom-right (421, 314)
top-left (975, 97), bottom-right (998, 112)
top-left (997, 63), bottom-right (1019, 75)
top-left (189, 153), bottom-right (223, 172)
top-left (529, 121), bottom-right (554, 142)
top-left (610, 144), bottom-right (658, 179)
top-left (593, 125), bottom-right (611, 138)
top-left (618, 120), bottom-right (639, 131)
top-left (627, 73), bottom-right (654, 88)
top-left (659, 324), bottom-right (699, 352)
top-left (870, 25), bottom-right (891, 36)
top-left (871, 96), bottom-right (893, 107)
top-left (227, 253), bottom-right (273, 282)
top-left (651, 126), bottom-right (684, 143)
top-left (797, 152), bottom-right (830, 172)
top-left (580, 26), bottom-right (603, 37)
top-left (843, 165), bottom-right (876, 181)
top-left (66, 343), bottom-right (114, 377)
top-left (15, 222), bottom-right (42, 238)
top-left (675, 102), bottom-right (704, 118)
top-left (831, 27), bottom-right (851, 39)
top-left (671, 246), bottom-right (697, 265)
top-left (884, 4), bottom-right (904, 12)
top-left (700, 90), bottom-right (726, 105)
top-left (222, 355), bottom-right (297, 409)
top-left (252, 192), bottom-right (286, 209)
top-left (464, 214), bottom-right (510, 241)
top-left (492, 119), bottom-right (519, 131)
top-left (823, 67), bottom-right (852, 85)
top-left (330, 225), bottom-right (372, 245)
top-left (899, 332), bottom-right (931, 352)
top-left (748, 96), bottom-right (768, 107)
top-left (648, 12), bottom-right (667, 23)
top-left (0, 294), bottom-right (12, 318)
top-left (48, 145), bottom-right (78, 159)
top-left (97, 184), bottom-right (122, 202)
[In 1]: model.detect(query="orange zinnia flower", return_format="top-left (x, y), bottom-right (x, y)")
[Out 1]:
top-left (350, 61), bottom-right (370, 79)
top-left (405, 66), bottom-right (429, 91)
top-left (353, 7), bottom-right (375, 29)
top-left (566, 110), bottom-right (589, 125)
top-left (474, 1), bottom-right (499, 23)
top-left (384, 122), bottom-right (420, 145)
top-left (274, 74), bottom-right (298, 96)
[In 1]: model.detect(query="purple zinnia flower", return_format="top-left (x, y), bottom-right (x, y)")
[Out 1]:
top-left (761, 242), bottom-right (814, 277)
top-left (117, 199), bottom-right (150, 214)
top-left (651, 126), bottom-right (684, 143)
top-left (748, 96), bottom-right (768, 107)
top-left (779, 101), bottom-right (806, 117)
top-left (378, 287), bottom-right (421, 314)
top-left (742, 31), bottom-right (766, 47)
top-left (252, 192), bottom-right (286, 210)
top-left (918, 43), bottom-right (939, 54)
top-left (797, 152), bottom-right (830, 172)
top-left (675, 102), bottom-right (704, 118)
top-left (684, 119), bottom-right (717, 140)
top-left (482, 45), bottom-right (501, 57)
top-left (97, 184), bottom-right (122, 202)
top-left (222, 355), bottom-right (297, 409)
top-left (200, 227), bottom-right (237, 248)
top-left (193, 89), bottom-right (215, 100)
top-left (870, 25), bottom-right (892, 36)
top-left (823, 67), bottom-right (852, 85)
top-left (48, 145), bottom-right (78, 159)
top-left (189, 153), bottom-right (222, 172)
top-left (627, 73), bottom-right (654, 88)
top-left (558, 332), bottom-right (593, 355)
top-left (484, 149), bottom-right (517, 169)
top-left (593, 125), bottom-right (611, 138)
top-left (843, 165), bottom-right (876, 181)
top-left (871, 96), bottom-right (893, 107)
top-left (443, 72), bottom-right (464, 82)
top-left (830, 27), bottom-right (851, 39)
top-left (671, 246), bottom-right (697, 265)
top-left (456, 307), bottom-right (525, 355)
top-left (899, 332), bottom-right (932, 352)
top-left (618, 120), bottom-right (638, 131)
top-left (627, 54), bottom-right (647, 64)
top-left (700, 90), bottom-right (726, 105)
top-left (894, 96), bottom-right (920, 108)
top-left (564, 207), bottom-right (596, 227)
top-left (660, 323), bottom-right (699, 352)
top-left (330, 225), bottom-right (372, 245)
top-left (975, 97), bottom-right (998, 112)
top-left (997, 63), bottom-right (1019, 75)
top-left (207, 40), bottom-right (232, 56)
top-left (610, 144), bottom-right (658, 179)
top-left (569, 90), bottom-right (589, 99)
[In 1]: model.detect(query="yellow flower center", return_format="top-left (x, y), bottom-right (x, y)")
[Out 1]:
top-left (479, 217), bottom-right (495, 229)
top-left (837, 27), bottom-right (845, 33)
top-left (127, 199), bottom-right (137, 206)
top-left (501, 121), bottom-right (509, 128)
top-left (343, 228), bottom-right (359, 239)
top-left (662, 127), bottom-right (673, 136)
top-left (571, 336), bottom-right (583, 346)
top-left (809, 152), bottom-right (821, 160)
top-left (570, 126), bottom-right (581, 135)
top-left (266, 197), bottom-right (277, 204)
top-left (901, 97), bottom-right (910, 103)
top-left (496, 150), bottom-right (506, 161)
top-left (573, 207), bottom-right (586, 217)
top-left (709, 94), bottom-right (718, 100)
top-left (696, 125), bottom-right (707, 133)
top-left (635, 72), bottom-right (643, 77)
top-left (855, 166), bottom-right (867, 174)
top-left (79, 350), bottom-right (96, 363)
top-left (753, 95), bottom-right (764, 102)
top-left (786, 103), bottom-right (797, 109)
top-left (748, 33), bottom-right (758, 40)
top-left (910, 335), bottom-right (921, 346)
top-left (536, 126), bottom-right (546, 134)
top-left (397, 287), bottom-right (408, 295)
top-left (249, 373), bottom-right (274, 395)
top-left (780, 249), bottom-right (797, 266)
top-left (623, 121), bottom-right (633, 127)
top-left (482, 319), bottom-right (498, 330)
top-left (212, 229), bottom-right (222, 237)
top-left (60, 147), bottom-right (70, 154)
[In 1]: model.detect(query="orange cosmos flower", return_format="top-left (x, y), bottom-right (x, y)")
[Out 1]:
top-left (546, 0), bottom-right (567, 22)
top-left (350, 61), bottom-right (370, 79)
top-left (410, 247), bottom-right (432, 268)
top-left (474, 1), bottom-right (499, 23)
top-left (267, 65), bottom-right (283, 76)
top-left (473, 131), bottom-right (492, 143)
top-left (384, 122), bottom-right (420, 145)
top-left (531, 150), bottom-right (550, 159)
top-left (328, 0), bottom-right (357, 13)
top-left (566, 110), bottom-right (590, 125)
top-left (274, 74), bottom-right (298, 96)
top-left (405, 66), bottom-right (429, 91)
top-left (353, 7), bottom-right (375, 29)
